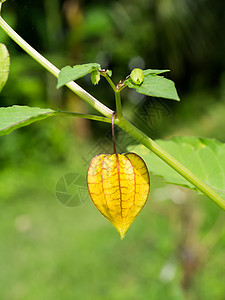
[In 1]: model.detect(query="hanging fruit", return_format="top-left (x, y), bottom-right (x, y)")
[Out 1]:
top-left (87, 113), bottom-right (150, 239)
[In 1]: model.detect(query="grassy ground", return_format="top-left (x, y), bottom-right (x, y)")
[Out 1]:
top-left (0, 151), bottom-right (224, 300)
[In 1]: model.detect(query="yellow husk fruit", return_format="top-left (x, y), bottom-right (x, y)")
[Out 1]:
top-left (87, 153), bottom-right (150, 239)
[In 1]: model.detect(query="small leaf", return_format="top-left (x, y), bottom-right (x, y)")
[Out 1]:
top-left (91, 70), bottom-right (101, 85)
top-left (130, 68), bottom-right (144, 85)
top-left (87, 153), bottom-right (150, 239)
top-left (0, 105), bottom-right (56, 136)
top-left (129, 136), bottom-right (225, 198)
top-left (57, 63), bottom-right (101, 88)
top-left (0, 43), bottom-right (10, 92)
top-left (143, 69), bottom-right (170, 76)
top-left (126, 74), bottom-right (180, 101)
top-left (106, 69), bottom-right (112, 77)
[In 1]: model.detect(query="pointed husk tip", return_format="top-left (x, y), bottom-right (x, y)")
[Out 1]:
top-left (116, 226), bottom-right (129, 240)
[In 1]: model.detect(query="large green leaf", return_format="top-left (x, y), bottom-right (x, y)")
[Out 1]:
top-left (126, 73), bottom-right (180, 101)
top-left (129, 136), bottom-right (225, 198)
top-left (0, 43), bottom-right (10, 92)
top-left (0, 106), bottom-right (56, 136)
top-left (57, 63), bottom-right (101, 88)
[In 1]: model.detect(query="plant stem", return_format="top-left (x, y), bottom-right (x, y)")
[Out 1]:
top-left (0, 16), bottom-right (113, 118)
top-left (101, 72), bottom-right (123, 117)
top-left (115, 91), bottom-right (123, 118)
top-left (112, 112), bottom-right (117, 153)
top-left (102, 72), bottom-right (117, 92)
top-left (55, 111), bottom-right (112, 123)
top-left (116, 117), bottom-right (225, 211)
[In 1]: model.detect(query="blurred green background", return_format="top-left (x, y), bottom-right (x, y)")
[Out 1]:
top-left (0, 0), bottom-right (225, 299)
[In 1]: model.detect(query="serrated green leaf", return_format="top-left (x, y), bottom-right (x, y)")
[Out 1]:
top-left (57, 63), bottom-right (101, 88)
top-left (128, 136), bottom-right (225, 198)
top-left (0, 105), bottom-right (56, 136)
top-left (126, 74), bottom-right (180, 101)
top-left (0, 43), bottom-right (10, 92)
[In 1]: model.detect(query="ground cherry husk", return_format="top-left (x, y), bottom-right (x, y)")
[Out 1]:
top-left (87, 152), bottom-right (150, 239)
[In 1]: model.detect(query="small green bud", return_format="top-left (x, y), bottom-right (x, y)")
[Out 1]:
top-left (91, 70), bottom-right (101, 85)
top-left (106, 69), bottom-right (112, 77)
top-left (130, 68), bottom-right (144, 85)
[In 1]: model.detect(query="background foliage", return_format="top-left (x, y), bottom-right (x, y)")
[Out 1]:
top-left (0, 0), bottom-right (225, 299)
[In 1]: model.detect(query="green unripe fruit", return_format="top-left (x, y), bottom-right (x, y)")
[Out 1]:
top-left (91, 70), bottom-right (101, 85)
top-left (130, 68), bottom-right (144, 85)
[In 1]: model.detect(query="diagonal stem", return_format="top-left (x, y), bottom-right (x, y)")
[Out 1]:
top-left (55, 111), bottom-right (112, 123)
top-left (0, 16), bottom-right (113, 118)
top-left (116, 117), bottom-right (225, 211)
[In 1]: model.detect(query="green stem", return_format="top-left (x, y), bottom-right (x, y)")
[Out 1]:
top-left (102, 73), bottom-right (117, 92)
top-left (0, 16), bottom-right (113, 118)
top-left (115, 91), bottom-right (123, 118)
top-left (55, 111), bottom-right (112, 123)
top-left (117, 84), bottom-right (127, 93)
top-left (116, 117), bottom-right (225, 211)
top-left (112, 112), bottom-right (117, 153)
top-left (101, 72), bottom-right (123, 117)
